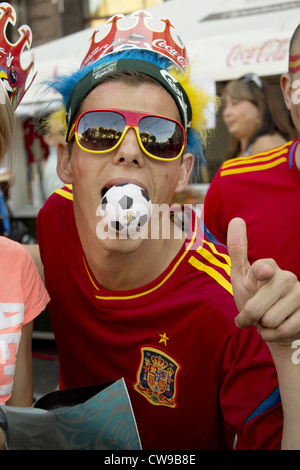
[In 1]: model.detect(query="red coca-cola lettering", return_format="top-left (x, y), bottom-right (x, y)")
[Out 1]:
top-left (226, 39), bottom-right (289, 68)
top-left (153, 39), bottom-right (180, 58)
top-left (152, 39), bottom-right (187, 68)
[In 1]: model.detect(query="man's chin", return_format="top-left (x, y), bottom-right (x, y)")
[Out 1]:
top-left (96, 233), bottom-right (146, 255)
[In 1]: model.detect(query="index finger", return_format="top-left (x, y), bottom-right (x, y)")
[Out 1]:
top-left (227, 217), bottom-right (249, 276)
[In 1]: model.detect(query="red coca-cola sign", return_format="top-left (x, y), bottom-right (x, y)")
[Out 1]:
top-left (226, 38), bottom-right (289, 68)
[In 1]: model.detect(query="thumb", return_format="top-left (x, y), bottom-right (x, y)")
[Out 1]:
top-left (227, 217), bottom-right (250, 277)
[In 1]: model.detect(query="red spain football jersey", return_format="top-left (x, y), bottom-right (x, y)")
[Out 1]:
top-left (37, 186), bottom-right (282, 450)
top-left (204, 140), bottom-right (300, 279)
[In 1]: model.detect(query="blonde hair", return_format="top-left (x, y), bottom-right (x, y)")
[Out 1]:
top-left (171, 65), bottom-right (218, 144)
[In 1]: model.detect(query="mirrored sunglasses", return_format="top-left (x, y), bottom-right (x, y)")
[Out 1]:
top-left (68, 109), bottom-right (187, 161)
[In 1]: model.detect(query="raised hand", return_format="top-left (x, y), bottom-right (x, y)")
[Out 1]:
top-left (227, 217), bottom-right (300, 344)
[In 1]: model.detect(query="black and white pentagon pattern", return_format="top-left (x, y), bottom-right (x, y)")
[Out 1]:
top-left (119, 195), bottom-right (134, 210)
top-left (138, 214), bottom-right (148, 227)
top-left (141, 189), bottom-right (150, 201)
top-left (101, 195), bottom-right (108, 211)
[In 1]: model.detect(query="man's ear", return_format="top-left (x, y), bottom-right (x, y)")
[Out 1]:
top-left (174, 152), bottom-right (194, 194)
top-left (280, 73), bottom-right (293, 111)
top-left (56, 142), bottom-right (73, 184)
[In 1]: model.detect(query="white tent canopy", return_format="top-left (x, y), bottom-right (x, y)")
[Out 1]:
top-left (18, 0), bottom-right (300, 113)
top-left (184, 0), bottom-right (300, 81)
top-left (150, 0), bottom-right (300, 80)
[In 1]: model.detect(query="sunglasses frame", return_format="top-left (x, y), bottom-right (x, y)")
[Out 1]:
top-left (68, 108), bottom-right (187, 162)
top-left (240, 73), bottom-right (263, 89)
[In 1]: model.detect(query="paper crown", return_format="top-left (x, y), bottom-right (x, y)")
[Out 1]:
top-left (0, 2), bottom-right (35, 109)
top-left (81, 10), bottom-right (188, 71)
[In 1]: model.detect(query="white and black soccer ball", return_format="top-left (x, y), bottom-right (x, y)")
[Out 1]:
top-left (99, 184), bottom-right (152, 236)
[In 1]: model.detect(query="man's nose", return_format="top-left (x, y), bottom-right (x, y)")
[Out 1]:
top-left (112, 128), bottom-right (145, 167)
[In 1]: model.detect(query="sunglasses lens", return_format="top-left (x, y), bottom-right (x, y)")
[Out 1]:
top-left (139, 116), bottom-right (184, 159)
top-left (77, 111), bottom-right (125, 151)
top-left (76, 111), bottom-right (184, 159)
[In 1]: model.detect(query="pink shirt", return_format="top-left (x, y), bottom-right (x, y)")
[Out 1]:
top-left (0, 237), bottom-right (49, 404)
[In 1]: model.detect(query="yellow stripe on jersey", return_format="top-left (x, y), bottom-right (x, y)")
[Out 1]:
top-left (221, 145), bottom-right (289, 169)
top-left (188, 255), bottom-right (233, 295)
top-left (83, 255), bottom-right (100, 291)
top-left (55, 185), bottom-right (73, 201)
top-left (220, 156), bottom-right (287, 177)
top-left (195, 247), bottom-right (231, 276)
top-left (202, 240), bottom-right (231, 267)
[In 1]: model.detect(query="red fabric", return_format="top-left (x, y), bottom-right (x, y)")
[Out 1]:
top-left (37, 188), bottom-right (282, 450)
top-left (204, 140), bottom-right (300, 278)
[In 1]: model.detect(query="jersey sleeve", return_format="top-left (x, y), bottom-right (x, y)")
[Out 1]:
top-left (203, 169), bottom-right (228, 246)
top-left (220, 324), bottom-right (282, 449)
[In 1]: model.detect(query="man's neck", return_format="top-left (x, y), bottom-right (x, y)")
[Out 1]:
top-left (84, 227), bottom-right (186, 292)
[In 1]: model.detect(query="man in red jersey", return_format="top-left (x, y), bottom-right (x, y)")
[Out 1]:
top-left (204, 23), bottom-right (300, 279)
top-left (31, 13), bottom-right (300, 450)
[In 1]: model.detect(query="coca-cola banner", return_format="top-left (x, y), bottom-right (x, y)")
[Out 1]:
top-left (181, 0), bottom-right (300, 81)
top-left (226, 39), bottom-right (290, 69)
top-left (187, 31), bottom-right (292, 81)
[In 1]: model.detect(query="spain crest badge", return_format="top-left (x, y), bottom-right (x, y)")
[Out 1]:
top-left (134, 346), bottom-right (181, 408)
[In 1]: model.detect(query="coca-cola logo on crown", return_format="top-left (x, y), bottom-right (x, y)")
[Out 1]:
top-left (152, 39), bottom-right (187, 69)
top-left (226, 39), bottom-right (289, 68)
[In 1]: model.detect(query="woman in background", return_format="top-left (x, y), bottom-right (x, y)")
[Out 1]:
top-left (222, 73), bottom-right (294, 159)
